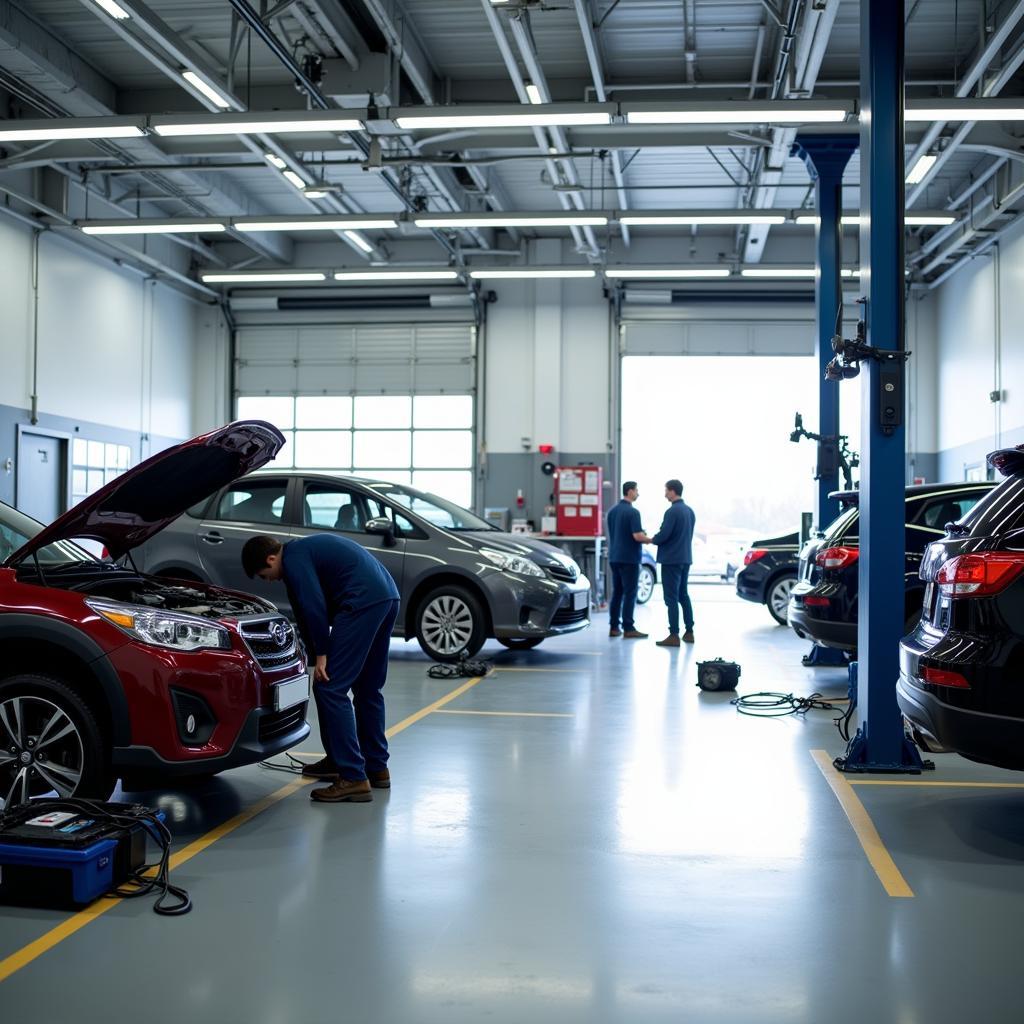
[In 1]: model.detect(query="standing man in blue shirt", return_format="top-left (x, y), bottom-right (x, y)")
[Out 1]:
top-left (652, 479), bottom-right (697, 647)
top-left (242, 532), bottom-right (401, 804)
top-left (606, 480), bottom-right (652, 639)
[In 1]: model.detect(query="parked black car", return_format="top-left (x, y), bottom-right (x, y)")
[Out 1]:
top-left (898, 450), bottom-right (1024, 770)
top-left (789, 482), bottom-right (996, 653)
top-left (735, 532), bottom-right (800, 625)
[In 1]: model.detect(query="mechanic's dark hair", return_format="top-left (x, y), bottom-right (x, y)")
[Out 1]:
top-left (242, 535), bottom-right (283, 578)
top-left (622, 480), bottom-right (638, 497)
top-left (665, 479), bottom-right (683, 498)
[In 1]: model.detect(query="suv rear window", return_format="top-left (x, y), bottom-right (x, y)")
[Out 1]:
top-left (956, 477), bottom-right (1024, 538)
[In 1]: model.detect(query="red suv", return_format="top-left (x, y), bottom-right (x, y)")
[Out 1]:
top-left (0, 421), bottom-right (309, 808)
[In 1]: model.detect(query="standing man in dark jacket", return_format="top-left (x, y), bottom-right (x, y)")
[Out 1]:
top-left (652, 479), bottom-right (696, 647)
top-left (242, 532), bottom-right (400, 803)
top-left (606, 480), bottom-right (652, 638)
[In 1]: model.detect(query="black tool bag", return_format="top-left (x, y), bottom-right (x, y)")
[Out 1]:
top-left (696, 658), bottom-right (741, 692)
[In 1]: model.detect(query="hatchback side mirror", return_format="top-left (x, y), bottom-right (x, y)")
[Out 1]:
top-left (365, 516), bottom-right (397, 547)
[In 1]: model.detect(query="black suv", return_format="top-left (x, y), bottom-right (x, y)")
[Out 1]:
top-left (735, 532), bottom-right (800, 625)
top-left (899, 449), bottom-right (1024, 770)
top-left (788, 482), bottom-right (995, 653)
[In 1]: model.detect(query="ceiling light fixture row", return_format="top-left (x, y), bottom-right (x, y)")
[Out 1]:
top-left (198, 266), bottom-right (862, 285)
top-left (11, 97), bottom-right (1024, 145)
top-left (74, 208), bottom-right (956, 236)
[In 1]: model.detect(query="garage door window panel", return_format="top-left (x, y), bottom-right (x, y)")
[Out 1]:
top-left (413, 431), bottom-right (472, 469)
top-left (296, 396), bottom-right (352, 429)
top-left (294, 431), bottom-right (352, 470)
top-left (413, 396), bottom-right (473, 429)
top-left (354, 431), bottom-right (412, 470)
top-left (355, 396), bottom-right (412, 429)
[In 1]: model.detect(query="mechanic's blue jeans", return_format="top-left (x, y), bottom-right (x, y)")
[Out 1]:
top-left (661, 563), bottom-right (694, 635)
top-left (609, 562), bottom-right (641, 631)
top-left (316, 598), bottom-right (400, 780)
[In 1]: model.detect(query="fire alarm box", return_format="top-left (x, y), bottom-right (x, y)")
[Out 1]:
top-left (555, 465), bottom-right (603, 536)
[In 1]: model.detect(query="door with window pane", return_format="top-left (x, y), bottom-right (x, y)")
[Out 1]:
top-left (289, 481), bottom-right (405, 593)
top-left (197, 477), bottom-right (293, 607)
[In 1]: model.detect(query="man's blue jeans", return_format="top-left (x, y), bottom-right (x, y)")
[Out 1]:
top-left (661, 563), bottom-right (694, 635)
top-left (316, 598), bottom-right (400, 780)
top-left (609, 561), bottom-right (641, 631)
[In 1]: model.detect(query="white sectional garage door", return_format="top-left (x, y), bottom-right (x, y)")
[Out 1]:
top-left (235, 322), bottom-right (476, 395)
top-left (620, 316), bottom-right (815, 357)
top-left (234, 322), bottom-right (477, 506)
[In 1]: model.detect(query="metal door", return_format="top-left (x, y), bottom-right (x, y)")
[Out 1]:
top-left (17, 432), bottom-right (66, 523)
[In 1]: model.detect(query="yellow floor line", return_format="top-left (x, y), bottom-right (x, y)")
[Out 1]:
top-left (810, 750), bottom-right (914, 899)
top-left (0, 673), bottom-right (490, 985)
top-left (850, 780), bottom-right (1024, 788)
top-left (433, 709), bottom-right (574, 718)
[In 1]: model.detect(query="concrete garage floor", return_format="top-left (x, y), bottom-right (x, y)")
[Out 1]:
top-left (3, 585), bottom-right (1024, 1023)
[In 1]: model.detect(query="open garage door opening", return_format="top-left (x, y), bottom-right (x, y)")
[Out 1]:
top-left (620, 355), bottom-right (861, 580)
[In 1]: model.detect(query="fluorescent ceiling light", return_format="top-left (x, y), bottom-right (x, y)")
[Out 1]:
top-left (81, 219), bottom-right (226, 235)
top-left (604, 267), bottom-right (732, 279)
top-left (415, 214), bottom-right (608, 228)
top-left (620, 214), bottom-right (785, 226)
top-left (906, 104), bottom-right (1024, 122)
top-left (0, 119), bottom-right (144, 142)
top-left (282, 169), bottom-right (307, 190)
top-left (264, 152), bottom-right (287, 170)
top-left (395, 107), bottom-right (612, 130)
top-left (152, 115), bottom-right (363, 137)
top-left (235, 218), bottom-right (398, 232)
top-left (741, 267), bottom-right (817, 278)
top-left (344, 231), bottom-right (374, 253)
top-left (906, 154), bottom-right (937, 184)
top-left (334, 270), bottom-right (460, 281)
top-left (201, 272), bottom-right (328, 283)
top-left (304, 190), bottom-right (328, 199)
top-left (525, 83), bottom-right (544, 105)
top-left (625, 102), bottom-right (849, 125)
top-left (794, 213), bottom-right (955, 226)
top-left (181, 70), bottom-right (232, 110)
top-left (94, 0), bottom-right (130, 17)
top-left (468, 269), bottom-right (597, 279)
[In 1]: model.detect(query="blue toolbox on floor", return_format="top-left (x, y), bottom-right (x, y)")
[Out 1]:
top-left (0, 802), bottom-right (158, 907)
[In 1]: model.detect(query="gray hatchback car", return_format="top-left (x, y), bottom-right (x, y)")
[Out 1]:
top-left (133, 471), bottom-right (591, 661)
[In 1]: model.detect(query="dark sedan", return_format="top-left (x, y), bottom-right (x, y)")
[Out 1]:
top-left (899, 449), bottom-right (1024, 770)
top-left (735, 532), bottom-right (800, 625)
top-left (788, 482), bottom-right (995, 653)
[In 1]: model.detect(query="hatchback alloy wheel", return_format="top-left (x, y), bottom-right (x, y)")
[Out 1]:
top-left (636, 565), bottom-right (657, 605)
top-left (0, 695), bottom-right (85, 809)
top-left (421, 594), bottom-right (475, 656)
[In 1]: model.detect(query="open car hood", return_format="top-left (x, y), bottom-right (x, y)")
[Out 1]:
top-left (6, 421), bottom-right (284, 565)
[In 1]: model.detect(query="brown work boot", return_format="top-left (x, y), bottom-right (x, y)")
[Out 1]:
top-left (682, 630), bottom-right (695, 644)
top-left (609, 628), bottom-right (622, 637)
top-left (656, 634), bottom-right (680, 647)
top-left (310, 777), bottom-right (373, 803)
top-left (300, 756), bottom-right (339, 780)
top-left (367, 768), bottom-right (391, 789)
top-left (623, 630), bottom-right (648, 639)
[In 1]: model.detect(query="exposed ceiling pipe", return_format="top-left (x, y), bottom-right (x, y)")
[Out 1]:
top-left (572, 0), bottom-right (630, 246)
top-left (927, 212), bottom-right (1020, 288)
top-left (506, 12), bottom-right (601, 257)
top-left (479, 0), bottom-right (591, 255)
top-left (947, 157), bottom-right (1006, 209)
top-left (905, 0), bottom-right (1024, 191)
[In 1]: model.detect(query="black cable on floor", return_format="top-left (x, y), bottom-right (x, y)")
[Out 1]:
top-left (258, 752), bottom-right (311, 775)
top-left (427, 656), bottom-right (493, 679)
top-left (731, 691), bottom-right (850, 718)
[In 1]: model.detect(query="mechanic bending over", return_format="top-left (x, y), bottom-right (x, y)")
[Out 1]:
top-left (242, 532), bottom-right (401, 804)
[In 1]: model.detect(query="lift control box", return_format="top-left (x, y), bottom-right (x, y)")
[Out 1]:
top-left (0, 802), bottom-right (156, 907)
top-left (555, 465), bottom-right (603, 536)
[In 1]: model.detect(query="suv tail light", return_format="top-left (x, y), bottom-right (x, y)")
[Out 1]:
top-left (815, 546), bottom-right (859, 570)
top-left (922, 665), bottom-right (970, 689)
top-left (744, 549), bottom-right (768, 566)
top-left (935, 552), bottom-right (1024, 597)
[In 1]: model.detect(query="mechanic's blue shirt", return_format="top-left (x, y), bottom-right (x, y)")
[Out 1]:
top-left (282, 533), bottom-right (399, 657)
top-left (652, 499), bottom-right (696, 565)
top-left (607, 499), bottom-right (643, 564)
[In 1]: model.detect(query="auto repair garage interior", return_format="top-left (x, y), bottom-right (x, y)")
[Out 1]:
top-left (3, 0), bottom-right (1024, 1021)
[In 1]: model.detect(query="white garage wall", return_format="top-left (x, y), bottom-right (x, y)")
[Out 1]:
top-left (925, 215), bottom-right (1024, 481)
top-left (0, 216), bottom-right (201, 507)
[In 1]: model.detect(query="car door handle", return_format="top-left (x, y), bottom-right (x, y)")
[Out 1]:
top-left (199, 531), bottom-right (224, 545)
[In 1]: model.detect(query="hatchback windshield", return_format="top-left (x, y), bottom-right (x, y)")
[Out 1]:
top-left (368, 485), bottom-right (496, 532)
top-left (0, 504), bottom-right (99, 567)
